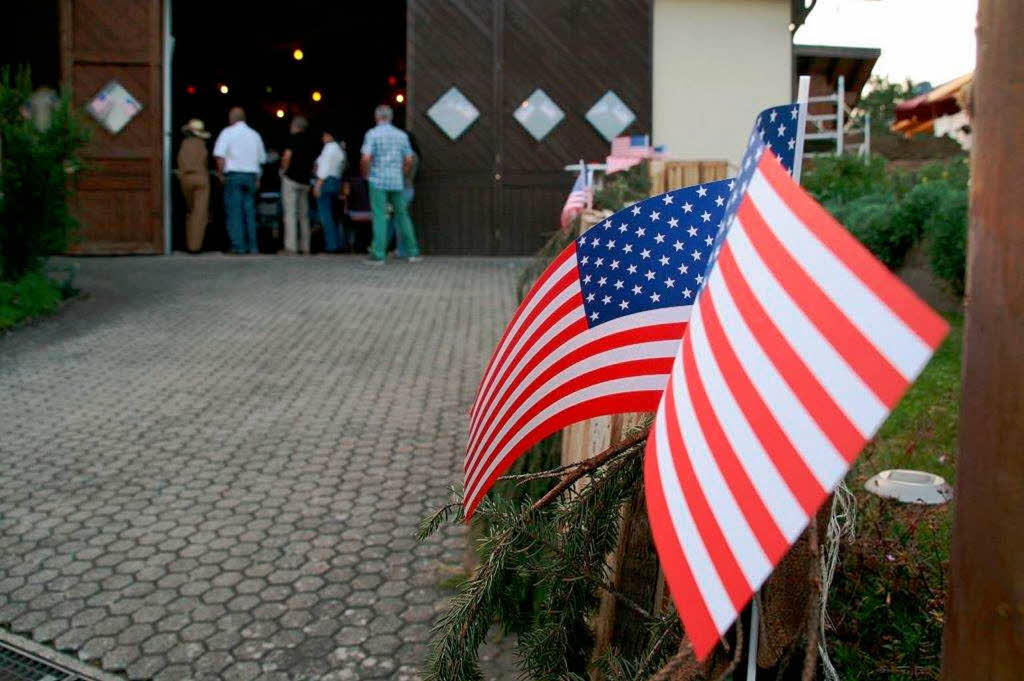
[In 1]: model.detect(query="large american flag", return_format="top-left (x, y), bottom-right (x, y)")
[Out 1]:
top-left (560, 169), bottom-right (592, 231)
top-left (463, 106), bottom-right (805, 519)
top-left (645, 114), bottom-right (948, 659)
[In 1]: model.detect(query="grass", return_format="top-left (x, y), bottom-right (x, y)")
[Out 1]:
top-left (829, 316), bottom-right (963, 680)
top-left (0, 269), bottom-right (75, 332)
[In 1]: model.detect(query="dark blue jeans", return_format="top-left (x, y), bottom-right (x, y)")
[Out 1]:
top-left (317, 176), bottom-right (342, 252)
top-left (224, 172), bottom-right (258, 253)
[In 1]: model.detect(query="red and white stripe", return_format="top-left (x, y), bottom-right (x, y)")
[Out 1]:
top-left (561, 188), bottom-right (592, 230)
top-left (646, 150), bottom-right (947, 659)
top-left (463, 245), bottom-right (688, 518)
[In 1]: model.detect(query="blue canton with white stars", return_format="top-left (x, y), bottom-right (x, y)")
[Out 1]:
top-left (576, 178), bottom-right (734, 328)
top-left (707, 102), bottom-right (805, 274)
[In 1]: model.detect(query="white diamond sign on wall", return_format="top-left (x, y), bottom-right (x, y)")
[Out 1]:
top-left (86, 80), bottom-right (143, 135)
top-left (585, 90), bottom-right (635, 142)
top-left (513, 89), bottom-right (564, 141)
top-left (426, 87), bottom-right (480, 141)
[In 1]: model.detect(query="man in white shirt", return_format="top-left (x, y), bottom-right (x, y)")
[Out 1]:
top-left (313, 128), bottom-right (347, 252)
top-left (213, 107), bottom-right (267, 254)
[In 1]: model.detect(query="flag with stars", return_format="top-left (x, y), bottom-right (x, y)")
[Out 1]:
top-left (462, 179), bottom-right (729, 517)
top-left (643, 103), bottom-right (948, 660)
top-left (463, 105), bottom-right (809, 519)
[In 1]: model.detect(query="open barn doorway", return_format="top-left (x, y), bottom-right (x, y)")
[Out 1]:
top-left (170, 1), bottom-right (406, 253)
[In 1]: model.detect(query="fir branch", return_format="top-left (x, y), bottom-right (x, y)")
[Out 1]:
top-left (530, 429), bottom-right (648, 512)
top-left (418, 487), bottom-right (464, 540)
top-left (499, 457), bottom-right (596, 483)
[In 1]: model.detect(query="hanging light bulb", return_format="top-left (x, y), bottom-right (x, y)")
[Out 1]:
top-left (312, 91), bottom-right (322, 102)
top-left (293, 48), bottom-right (304, 61)
top-left (395, 93), bottom-right (405, 104)
top-left (276, 109), bottom-right (285, 119)
top-left (219, 84), bottom-right (229, 95)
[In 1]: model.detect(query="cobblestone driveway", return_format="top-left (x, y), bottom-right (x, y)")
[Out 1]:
top-left (0, 255), bottom-right (521, 680)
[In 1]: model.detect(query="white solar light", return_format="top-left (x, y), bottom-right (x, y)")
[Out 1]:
top-left (864, 469), bottom-right (952, 505)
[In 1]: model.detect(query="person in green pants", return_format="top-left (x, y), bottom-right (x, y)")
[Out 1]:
top-left (359, 105), bottom-right (421, 264)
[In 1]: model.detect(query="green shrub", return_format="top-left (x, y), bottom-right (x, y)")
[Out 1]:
top-left (0, 271), bottom-right (63, 331)
top-left (0, 66), bottom-right (89, 281)
top-left (925, 187), bottom-right (968, 295)
top-left (803, 154), bottom-right (894, 207)
top-left (830, 192), bottom-right (909, 269)
top-left (592, 162), bottom-right (651, 212)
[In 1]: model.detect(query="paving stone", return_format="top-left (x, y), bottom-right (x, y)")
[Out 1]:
top-left (0, 255), bottom-right (519, 679)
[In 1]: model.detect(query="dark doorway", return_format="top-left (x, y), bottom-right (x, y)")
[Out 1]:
top-left (170, 2), bottom-right (406, 252)
top-left (0, 0), bottom-right (60, 88)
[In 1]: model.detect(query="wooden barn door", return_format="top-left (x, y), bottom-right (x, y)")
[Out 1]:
top-left (408, 0), bottom-right (651, 255)
top-left (61, 0), bottom-right (164, 254)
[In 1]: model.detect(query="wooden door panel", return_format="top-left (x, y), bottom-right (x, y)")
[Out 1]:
top-left (61, 0), bottom-right (163, 254)
top-left (407, 0), bottom-right (651, 255)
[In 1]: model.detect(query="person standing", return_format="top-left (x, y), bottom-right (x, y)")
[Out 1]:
top-left (279, 116), bottom-right (315, 254)
top-left (213, 107), bottom-right (266, 254)
top-left (387, 132), bottom-right (419, 258)
top-left (360, 105), bottom-right (420, 264)
top-left (177, 119), bottom-right (211, 253)
top-left (313, 128), bottom-right (346, 253)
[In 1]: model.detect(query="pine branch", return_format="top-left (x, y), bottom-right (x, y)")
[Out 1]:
top-left (530, 429), bottom-right (648, 512)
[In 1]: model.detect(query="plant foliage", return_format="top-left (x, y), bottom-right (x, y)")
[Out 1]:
top-left (803, 154), bottom-right (968, 292)
top-left (593, 163), bottom-right (651, 213)
top-left (421, 429), bottom-right (684, 681)
top-left (0, 66), bottom-right (89, 281)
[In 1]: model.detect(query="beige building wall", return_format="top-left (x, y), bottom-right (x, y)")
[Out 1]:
top-left (653, 0), bottom-right (792, 168)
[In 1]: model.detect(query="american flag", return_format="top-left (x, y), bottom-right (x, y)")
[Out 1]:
top-left (463, 106), bottom-right (807, 519)
top-left (560, 169), bottom-right (592, 231)
top-left (644, 113), bottom-right (948, 659)
top-left (462, 178), bottom-right (727, 517)
top-left (607, 134), bottom-right (654, 174)
top-left (611, 134), bottom-right (651, 158)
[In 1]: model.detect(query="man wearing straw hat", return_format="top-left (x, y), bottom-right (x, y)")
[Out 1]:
top-left (177, 119), bottom-right (211, 252)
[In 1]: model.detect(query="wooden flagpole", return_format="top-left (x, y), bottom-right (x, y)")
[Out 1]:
top-left (941, 2), bottom-right (1024, 678)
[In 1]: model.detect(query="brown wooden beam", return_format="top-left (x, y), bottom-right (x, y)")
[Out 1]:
top-left (941, 1), bottom-right (1024, 678)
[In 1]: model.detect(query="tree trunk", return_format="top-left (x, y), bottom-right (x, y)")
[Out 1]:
top-left (941, 1), bottom-right (1024, 677)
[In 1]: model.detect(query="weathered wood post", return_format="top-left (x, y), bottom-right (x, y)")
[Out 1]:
top-left (941, 1), bottom-right (1024, 678)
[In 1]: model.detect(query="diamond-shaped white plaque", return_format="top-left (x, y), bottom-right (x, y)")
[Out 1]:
top-left (513, 89), bottom-right (564, 141)
top-left (585, 90), bottom-right (636, 142)
top-left (86, 80), bottom-right (143, 135)
top-left (426, 87), bottom-right (480, 140)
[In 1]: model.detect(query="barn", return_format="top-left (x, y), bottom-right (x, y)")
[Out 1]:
top-left (3, 0), bottom-right (821, 256)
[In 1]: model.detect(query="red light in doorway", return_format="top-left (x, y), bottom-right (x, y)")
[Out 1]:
top-left (185, 85), bottom-right (196, 95)
top-left (387, 75), bottom-right (397, 87)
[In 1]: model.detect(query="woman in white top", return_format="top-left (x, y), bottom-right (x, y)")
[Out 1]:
top-left (313, 129), bottom-right (347, 252)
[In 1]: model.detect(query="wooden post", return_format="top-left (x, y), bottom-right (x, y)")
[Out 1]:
top-left (941, 2), bottom-right (1024, 678)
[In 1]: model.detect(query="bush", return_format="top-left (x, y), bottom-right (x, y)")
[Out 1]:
top-left (592, 162), bottom-right (651, 212)
top-left (832, 192), bottom-right (914, 269)
top-left (803, 154), bottom-right (969, 293)
top-left (0, 271), bottom-right (64, 331)
top-left (925, 187), bottom-right (968, 295)
top-left (0, 66), bottom-right (89, 281)
top-left (803, 154), bottom-right (895, 208)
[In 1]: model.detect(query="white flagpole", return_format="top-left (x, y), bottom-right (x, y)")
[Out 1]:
top-left (746, 75), bottom-right (812, 681)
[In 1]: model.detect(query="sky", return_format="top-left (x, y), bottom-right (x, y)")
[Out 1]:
top-left (794, 0), bottom-right (978, 87)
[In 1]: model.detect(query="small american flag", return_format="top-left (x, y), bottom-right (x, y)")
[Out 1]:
top-left (607, 135), bottom-right (653, 174)
top-left (560, 169), bottom-right (592, 231)
top-left (645, 110), bottom-right (948, 659)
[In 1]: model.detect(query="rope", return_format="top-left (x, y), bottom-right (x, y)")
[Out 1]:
top-left (818, 481), bottom-right (856, 681)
